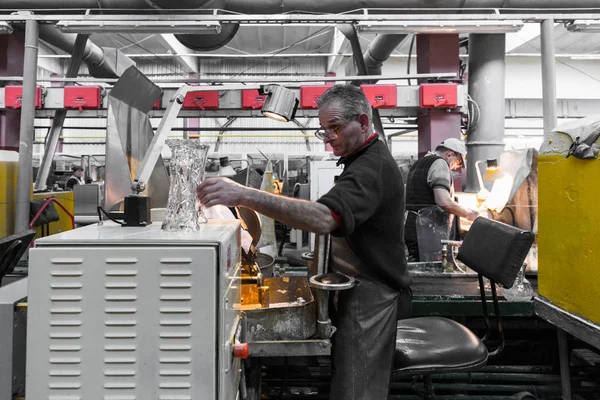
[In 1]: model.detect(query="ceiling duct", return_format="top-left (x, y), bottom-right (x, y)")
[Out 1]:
top-left (38, 24), bottom-right (135, 78)
top-left (362, 34), bottom-right (407, 77)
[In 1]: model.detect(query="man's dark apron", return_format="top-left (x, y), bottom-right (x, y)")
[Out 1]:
top-left (328, 236), bottom-right (402, 400)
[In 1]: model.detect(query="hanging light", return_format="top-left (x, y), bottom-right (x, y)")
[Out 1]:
top-left (475, 158), bottom-right (505, 202)
top-left (483, 158), bottom-right (504, 181)
top-left (261, 85), bottom-right (299, 122)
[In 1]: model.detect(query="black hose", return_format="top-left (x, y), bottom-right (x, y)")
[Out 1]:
top-left (97, 206), bottom-right (124, 225)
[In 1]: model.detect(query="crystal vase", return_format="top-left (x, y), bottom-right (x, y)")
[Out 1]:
top-left (502, 263), bottom-right (534, 302)
top-left (162, 139), bottom-right (210, 231)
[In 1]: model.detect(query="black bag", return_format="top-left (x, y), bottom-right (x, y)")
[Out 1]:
top-left (457, 218), bottom-right (535, 288)
top-left (29, 199), bottom-right (60, 227)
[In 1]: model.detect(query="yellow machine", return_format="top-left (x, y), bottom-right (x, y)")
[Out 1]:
top-left (0, 150), bottom-right (75, 239)
top-left (538, 155), bottom-right (600, 325)
top-left (0, 150), bottom-right (19, 237)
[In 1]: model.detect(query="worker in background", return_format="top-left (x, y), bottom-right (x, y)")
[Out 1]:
top-left (197, 84), bottom-right (410, 400)
top-left (65, 165), bottom-right (85, 191)
top-left (404, 138), bottom-right (480, 261)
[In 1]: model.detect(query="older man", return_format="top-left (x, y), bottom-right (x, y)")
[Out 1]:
top-left (404, 138), bottom-right (480, 261)
top-left (197, 84), bottom-right (410, 400)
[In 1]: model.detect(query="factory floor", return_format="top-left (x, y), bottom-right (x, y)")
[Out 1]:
top-left (258, 244), bottom-right (600, 400)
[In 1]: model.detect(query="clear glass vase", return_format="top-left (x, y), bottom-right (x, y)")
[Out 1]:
top-left (162, 139), bottom-right (210, 231)
top-left (502, 263), bottom-right (534, 302)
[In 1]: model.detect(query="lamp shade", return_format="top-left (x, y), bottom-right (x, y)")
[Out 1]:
top-left (483, 159), bottom-right (504, 181)
top-left (261, 85), bottom-right (299, 122)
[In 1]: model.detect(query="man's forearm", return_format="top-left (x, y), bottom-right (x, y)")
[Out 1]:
top-left (240, 188), bottom-right (337, 234)
top-left (440, 202), bottom-right (472, 219)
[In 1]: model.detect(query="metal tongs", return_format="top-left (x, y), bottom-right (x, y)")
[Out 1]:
top-left (236, 206), bottom-right (262, 276)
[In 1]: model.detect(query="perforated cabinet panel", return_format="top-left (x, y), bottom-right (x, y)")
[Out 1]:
top-left (27, 246), bottom-right (219, 400)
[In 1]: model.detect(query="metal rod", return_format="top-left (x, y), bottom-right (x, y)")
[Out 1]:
top-left (15, 18), bottom-right (39, 234)
top-left (541, 19), bottom-right (558, 134)
top-left (34, 33), bottom-right (89, 191)
top-left (0, 72), bottom-right (456, 84)
top-left (556, 328), bottom-right (573, 400)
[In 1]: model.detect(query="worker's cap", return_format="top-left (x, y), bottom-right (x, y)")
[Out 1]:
top-left (72, 165), bottom-right (83, 172)
top-left (439, 138), bottom-right (467, 164)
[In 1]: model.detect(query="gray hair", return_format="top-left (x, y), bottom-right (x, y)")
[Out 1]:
top-left (318, 84), bottom-right (373, 123)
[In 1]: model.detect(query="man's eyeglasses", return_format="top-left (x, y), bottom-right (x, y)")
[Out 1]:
top-left (314, 114), bottom-right (360, 141)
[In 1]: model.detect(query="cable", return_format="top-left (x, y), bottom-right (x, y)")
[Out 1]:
top-left (97, 206), bottom-right (124, 225)
top-left (407, 34), bottom-right (415, 86)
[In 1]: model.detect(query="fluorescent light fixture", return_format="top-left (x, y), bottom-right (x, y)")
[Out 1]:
top-left (357, 20), bottom-right (524, 34)
top-left (261, 85), bottom-right (299, 123)
top-left (56, 20), bottom-right (222, 34)
top-left (0, 22), bottom-right (13, 34)
top-left (569, 54), bottom-right (600, 60)
top-left (565, 20), bottom-right (600, 33)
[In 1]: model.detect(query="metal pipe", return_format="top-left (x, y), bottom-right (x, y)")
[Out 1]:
top-left (3, 0), bottom-right (600, 11)
top-left (15, 18), bottom-right (39, 234)
top-left (37, 24), bottom-right (105, 69)
top-left (465, 34), bottom-right (506, 193)
top-left (541, 19), bottom-right (558, 134)
top-left (363, 34), bottom-right (407, 77)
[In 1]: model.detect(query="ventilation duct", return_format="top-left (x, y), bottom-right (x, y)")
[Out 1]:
top-left (38, 24), bottom-right (135, 78)
top-left (362, 34), bottom-right (407, 77)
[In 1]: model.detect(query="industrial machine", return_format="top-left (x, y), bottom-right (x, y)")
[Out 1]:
top-left (27, 220), bottom-right (243, 400)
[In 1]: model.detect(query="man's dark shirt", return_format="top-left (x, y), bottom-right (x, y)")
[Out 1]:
top-left (317, 135), bottom-right (411, 292)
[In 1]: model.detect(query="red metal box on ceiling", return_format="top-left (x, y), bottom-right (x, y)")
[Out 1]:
top-left (360, 84), bottom-right (397, 108)
top-left (152, 97), bottom-right (162, 109)
top-left (241, 89), bottom-right (267, 110)
top-left (419, 83), bottom-right (458, 108)
top-left (4, 86), bottom-right (43, 109)
top-left (300, 85), bottom-right (329, 109)
top-left (182, 90), bottom-right (219, 109)
top-left (64, 86), bottom-right (101, 111)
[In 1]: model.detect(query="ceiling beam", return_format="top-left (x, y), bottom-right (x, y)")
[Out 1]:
top-left (156, 34), bottom-right (198, 73)
top-left (327, 27), bottom-right (350, 73)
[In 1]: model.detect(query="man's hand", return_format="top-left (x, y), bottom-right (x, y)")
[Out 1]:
top-left (465, 209), bottom-right (480, 222)
top-left (196, 177), bottom-right (249, 208)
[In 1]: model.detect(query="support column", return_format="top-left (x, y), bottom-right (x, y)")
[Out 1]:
top-left (541, 19), bottom-right (558, 134)
top-left (14, 19), bottom-right (39, 233)
top-left (0, 29), bottom-right (25, 151)
top-left (465, 34), bottom-right (506, 192)
top-left (416, 34), bottom-right (462, 158)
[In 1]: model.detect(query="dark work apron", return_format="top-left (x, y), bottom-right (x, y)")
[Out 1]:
top-left (328, 236), bottom-right (402, 400)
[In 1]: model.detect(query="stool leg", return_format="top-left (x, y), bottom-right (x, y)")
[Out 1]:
top-left (557, 328), bottom-right (572, 400)
top-left (424, 375), bottom-right (434, 400)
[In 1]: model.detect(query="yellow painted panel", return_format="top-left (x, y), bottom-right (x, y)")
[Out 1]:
top-left (538, 155), bottom-right (600, 324)
top-left (32, 191), bottom-right (75, 238)
top-left (0, 160), bottom-right (18, 237)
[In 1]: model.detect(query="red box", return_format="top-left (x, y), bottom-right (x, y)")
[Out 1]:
top-left (300, 85), bottom-right (329, 109)
top-left (182, 90), bottom-right (219, 109)
top-left (152, 97), bottom-right (162, 109)
top-left (419, 83), bottom-right (458, 108)
top-left (5, 86), bottom-right (43, 109)
top-left (241, 89), bottom-right (267, 110)
top-left (360, 84), bottom-right (397, 108)
top-left (64, 86), bottom-right (101, 111)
